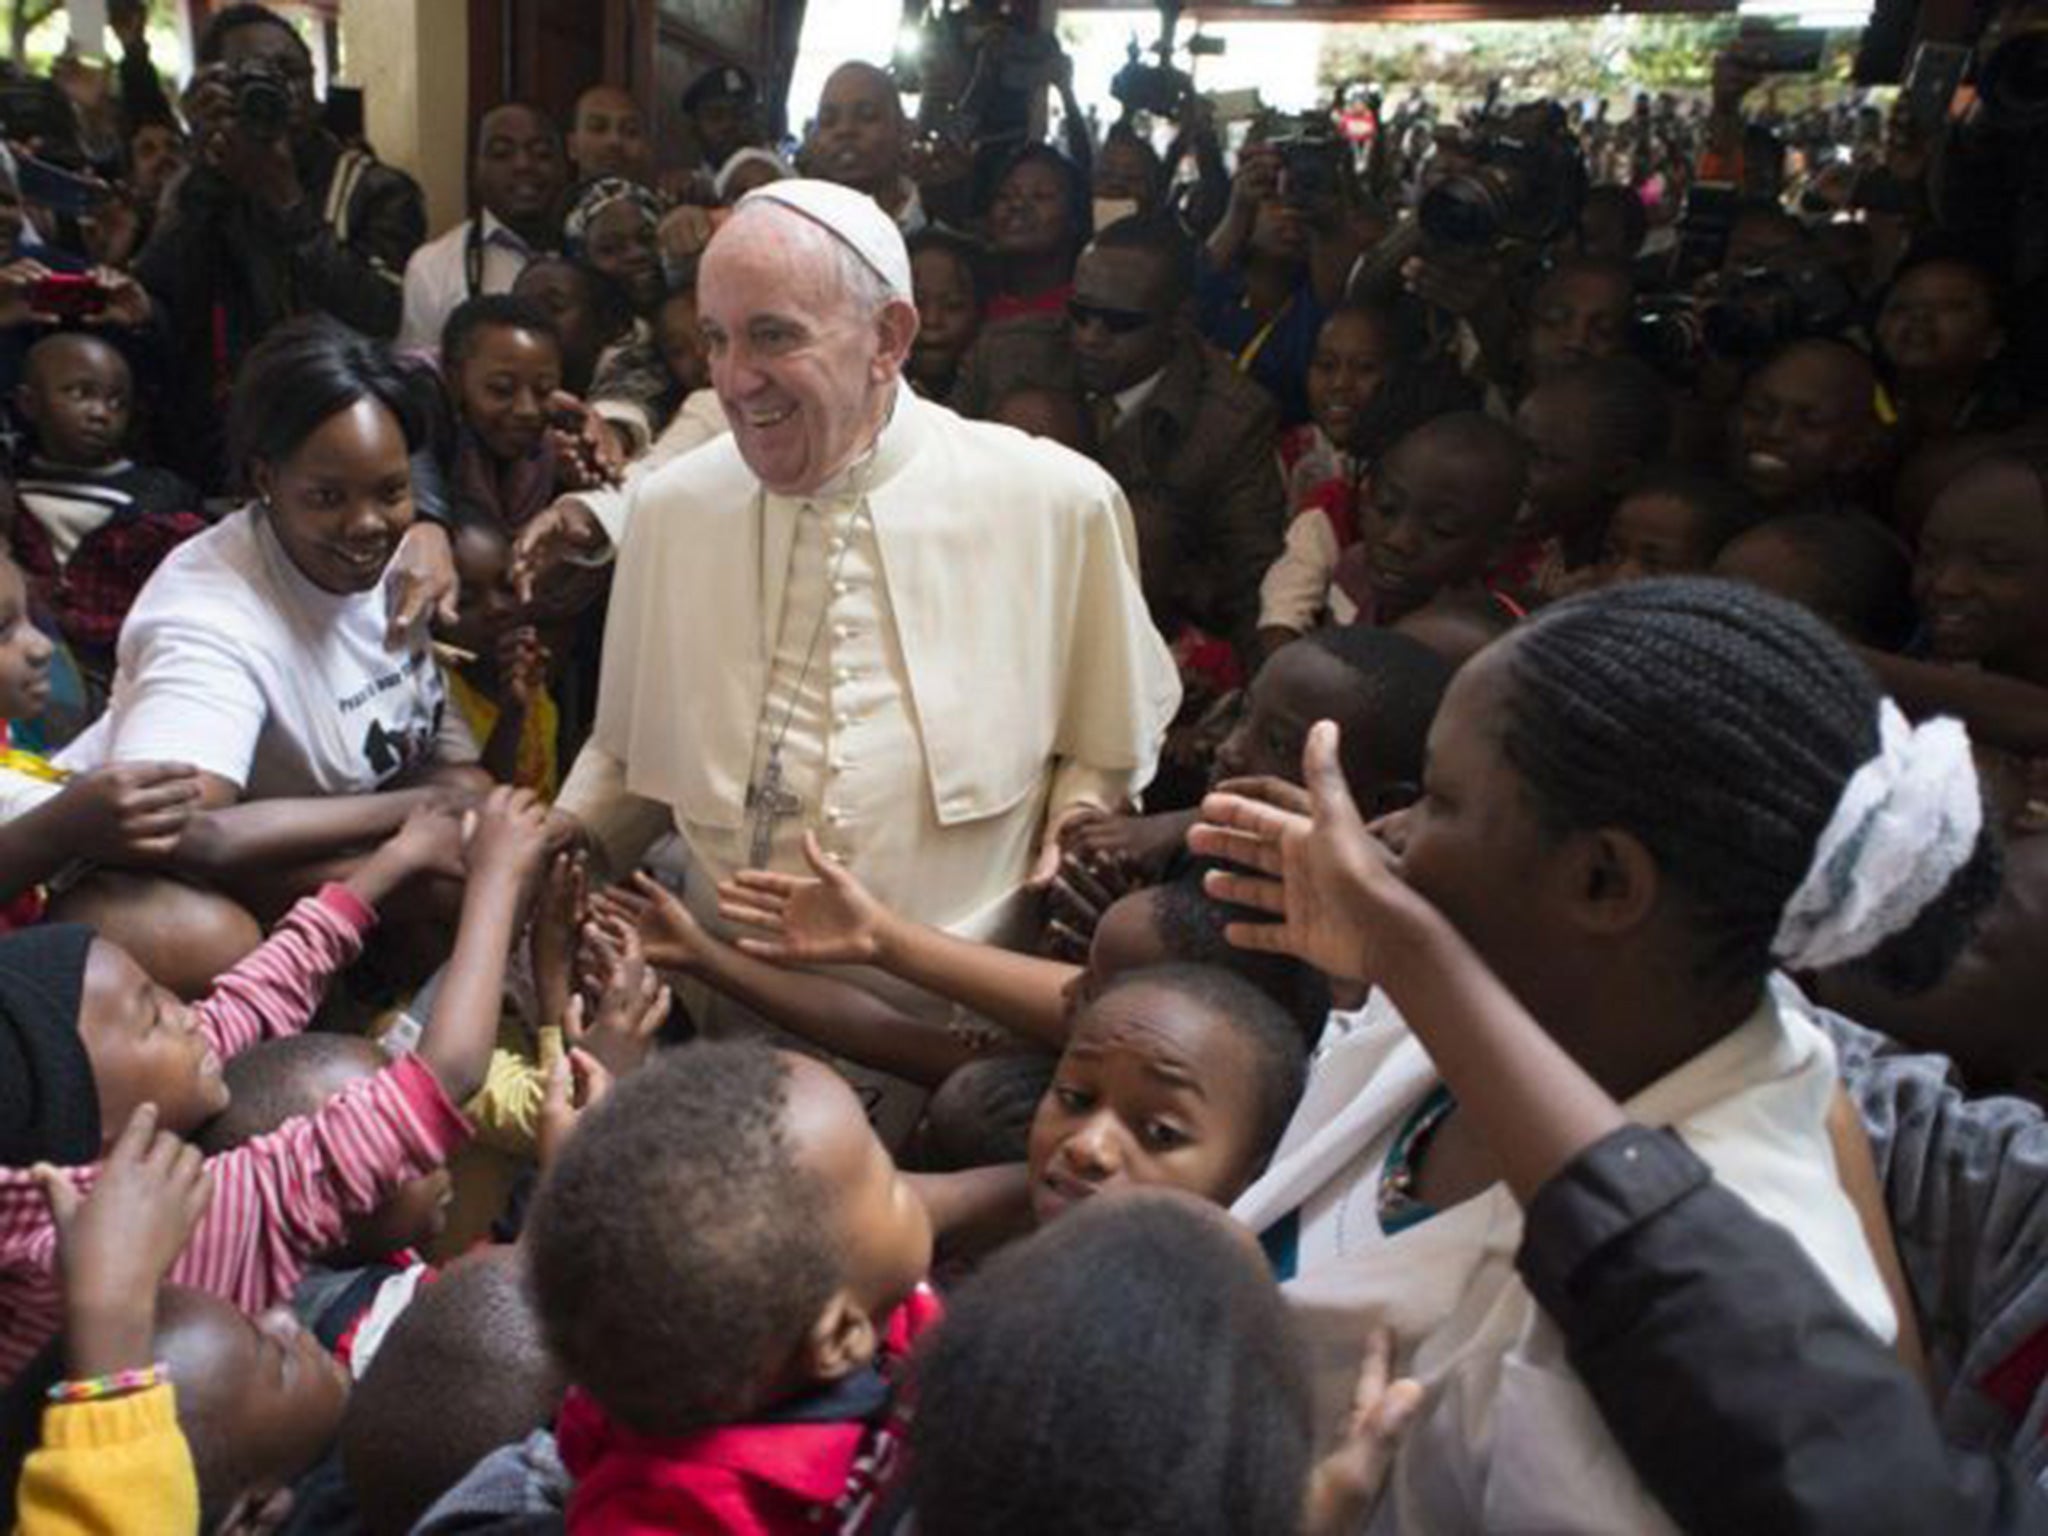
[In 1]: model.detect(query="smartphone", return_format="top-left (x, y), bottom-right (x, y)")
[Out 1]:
top-left (16, 156), bottom-right (112, 218)
top-left (27, 274), bottom-right (109, 319)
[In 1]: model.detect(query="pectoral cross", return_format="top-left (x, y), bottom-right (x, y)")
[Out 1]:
top-left (745, 748), bottom-right (803, 868)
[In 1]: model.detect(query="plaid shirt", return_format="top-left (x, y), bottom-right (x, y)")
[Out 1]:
top-left (8, 460), bottom-right (205, 654)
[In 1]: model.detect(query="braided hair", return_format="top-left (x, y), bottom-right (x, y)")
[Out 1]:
top-left (1496, 577), bottom-right (1999, 992)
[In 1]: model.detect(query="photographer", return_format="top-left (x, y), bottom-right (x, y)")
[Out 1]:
top-left (134, 2), bottom-right (426, 490)
top-left (1201, 131), bottom-right (1371, 426)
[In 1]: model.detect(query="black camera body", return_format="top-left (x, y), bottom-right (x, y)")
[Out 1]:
top-left (1633, 259), bottom-right (1856, 373)
top-left (227, 58), bottom-right (294, 142)
top-left (1263, 112), bottom-right (1349, 209)
top-left (1418, 109), bottom-right (1587, 248)
top-left (1110, 45), bottom-right (1192, 119)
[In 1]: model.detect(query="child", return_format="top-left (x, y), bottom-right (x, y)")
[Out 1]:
top-left (907, 231), bottom-right (982, 402)
top-left (530, 1041), bottom-right (938, 1532)
top-left (1728, 337), bottom-right (1885, 517)
top-left (1260, 302), bottom-right (1441, 646)
top-left (908, 1190), bottom-right (1418, 1536)
top-left (198, 1033), bottom-right (453, 1359)
top-left (1504, 356), bottom-right (1672, 599)
top-left (1713, 512), bottom-right (1916, 650)
top-left (1026, 963), bottom-right (1308, 1225)
top-left (1327, 412), bottom-right (1528, 630)
top-left (511, 256), bottom-right (633, 399)
top-left (442, 515), bottom-right (559, 795)
top-left (441, 295), bottom-right (569, 538)
top-left (7, 333), bottom-right (203, 702)
top-left (1592, 465), bottom-right (1756, 588)
top-left (340, 1246), bottom-right (565, 1536)
top-left (590, 282), bottom-right (712, 451)
top-left (0, 786), bottom-right (550, 1384)
top-left (1061, 624), bottom-right (1451, 886)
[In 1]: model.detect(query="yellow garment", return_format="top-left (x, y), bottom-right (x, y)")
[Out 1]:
top-left (445, 668), bottom-right (560, 799)
top-left (13, 1384), bottom-right (197, 1536)
top-left (0, 748), bottom-right (66, 785)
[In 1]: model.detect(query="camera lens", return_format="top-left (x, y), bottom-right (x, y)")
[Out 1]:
top-left (234, 68), bottom-right (293, 140)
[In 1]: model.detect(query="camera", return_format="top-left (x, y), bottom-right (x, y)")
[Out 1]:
top-left (1110, 39), bottom-right (1193, 118)
top-left (227, 59), bottom-right (294, 141)
top-left (1417, 106), bottom-right (1587, 248)
top-left (1977, 1), bottom-right (2048, 131)
top-left (1632, 259), bottom-right (1856, 373)
top-left (1262, 112), bottom-right (1349, 209)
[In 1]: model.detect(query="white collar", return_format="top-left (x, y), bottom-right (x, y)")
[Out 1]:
top-left (476, 208), bottom-right (534, 254)
top-left (1114, 366), bottom-right (1167, 424)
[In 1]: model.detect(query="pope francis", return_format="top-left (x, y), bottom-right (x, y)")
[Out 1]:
top-left (551, 179), bottom-right (1180, 957)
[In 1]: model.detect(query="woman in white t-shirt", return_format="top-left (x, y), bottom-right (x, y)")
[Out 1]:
top-left (1191, 579), bottom-right (1998, 1534)
top-left (63, 318), bottom-right (487, 912)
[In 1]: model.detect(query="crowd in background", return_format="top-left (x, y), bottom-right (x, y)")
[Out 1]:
top-left (0, 0), bottom-right (2044, 1530)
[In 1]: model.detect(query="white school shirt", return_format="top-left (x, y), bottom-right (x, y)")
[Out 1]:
top-left (1233, 983), bottom-right (1895, 1535)
top-left (59, 508), bottom-right (477, 798)
top-left (398, 210), bottom-right (534, 351)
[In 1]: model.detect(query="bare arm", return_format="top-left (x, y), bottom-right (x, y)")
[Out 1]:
top-left (1859, 647), bottom-right (2048, 757)
top-left (174, 787), bottom-right (449, 877)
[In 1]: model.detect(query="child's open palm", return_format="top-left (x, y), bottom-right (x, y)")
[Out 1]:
top-left (464, 786), bottom-right (551, 894)
top-left (590, 871), bottom-right (708, 973)
top-left (717, 831), bottom-right (890, 965)
top-left (569, 919), bottom-right (671, 1079)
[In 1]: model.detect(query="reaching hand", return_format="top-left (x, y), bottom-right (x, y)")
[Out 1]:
top-left (385, 520), bottom-right (459, 645)
top-left (546, 393), bottom-right (625, 492)
top-left (464, 786), bottom-right (552, 896)
top-left (1042, 849), bottom-right (1144, 961)
top-left (1303, 1326), bottom-right (1425, 1536)
top-left (591, 871), bottom-right (710, 973)
top-left (509, 498), bottom-right (608, 605)
top-left (61, 761), bottom-right (204, 864)
top-left (530, 849), bottom-right (588, 1030)
top-left (33, 1103), bottom-right (213, 1378)
top-left (496, 625), bottom-right (551, 710)
top-left (717, 831), bottom-right (892, 965)
top-left (569, 919), bottom-right (671, 1079)
top-left (538, 1047), bottom-right (613, 1167)
top-left (1060, 808), bottom-right (1187, 881)
top-left (1188, 720), bottom-right (1419, 985)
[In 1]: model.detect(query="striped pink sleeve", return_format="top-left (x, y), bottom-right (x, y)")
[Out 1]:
top-left (0, 1167), bottom-right (76, 1386)
top-left (167, 1053), bottom-right (470, 1315)
top-left (195, 884), bottom-right (378, 1060)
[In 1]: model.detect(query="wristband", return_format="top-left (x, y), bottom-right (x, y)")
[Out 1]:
top-left (47, 1363), bottom-right (168, 1404)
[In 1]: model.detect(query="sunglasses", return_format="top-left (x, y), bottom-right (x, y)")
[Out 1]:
top-left (1066, 299), bottom-right (1157, 335)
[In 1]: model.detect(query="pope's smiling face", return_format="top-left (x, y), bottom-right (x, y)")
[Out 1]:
top-left (698, 204), bottom-right (917, 496)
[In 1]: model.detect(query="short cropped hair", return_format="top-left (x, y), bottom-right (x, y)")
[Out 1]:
top-left (526, 1043), bottom-right (841, 1435)
top-left (1303, 624), bottom-right (1454, 797)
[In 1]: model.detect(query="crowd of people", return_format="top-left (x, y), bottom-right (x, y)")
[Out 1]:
top-left (0, 0), bottom-right (2044, 1530)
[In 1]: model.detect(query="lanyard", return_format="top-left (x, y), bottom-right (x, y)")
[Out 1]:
top-left (1234, 295), bottom-right (1293, 373)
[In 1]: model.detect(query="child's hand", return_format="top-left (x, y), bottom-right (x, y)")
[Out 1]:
top-left (32, 1103), bottom-right (213, 1380)
top-left (590, 870), bottom-right (710, 973)
top-left (1190, 721), bottom-right (1424, 986)
top-left (569, 918), bottom-right (672, 1079)
top-left (716, 831), bottom-right (892, 966)
top-left (1304, 1326), bottom-right (1424, 1536)
top-left (537, 1047), bottom-right (613, 1168)
top-left (531, 850), bottom-right (587, 1031)
top-left (1042, 848), bottom-right (1142, 960)
top-left (385, 800), bottom-right (470, 880)
top-left (464, 785), bottom-right (551, 895)
top-left (497, 625), bottom-right (550, 711)
top-left (60, 761), bottom-right (203, 865)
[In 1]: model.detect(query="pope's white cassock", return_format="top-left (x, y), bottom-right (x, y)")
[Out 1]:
top-left (557, 378), bottom-right (1182, 965)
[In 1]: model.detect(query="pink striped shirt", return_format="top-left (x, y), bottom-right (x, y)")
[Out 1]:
top-left (0, 888), bottom-right (472, 1385)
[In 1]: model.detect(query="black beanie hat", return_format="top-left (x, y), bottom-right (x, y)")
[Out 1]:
top-left (0, 924), bottom-right (99, 1166)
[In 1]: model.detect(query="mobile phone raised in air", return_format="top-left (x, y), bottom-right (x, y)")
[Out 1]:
top-left (26, 274), bottom-right (109, 320)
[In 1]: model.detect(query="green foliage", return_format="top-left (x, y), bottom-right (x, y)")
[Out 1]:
top-left (1317, 14), bottom-right (1850, 104)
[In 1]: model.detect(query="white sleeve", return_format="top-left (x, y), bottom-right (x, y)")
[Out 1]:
top-left (103, 622), bottom-right (269, 789)
top-left (0, 766), bottom-right (62, 827)
top-left (1258, 510), bottom-right (1341, 634)
top-left (398, 243), bottom-right (447, 353)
